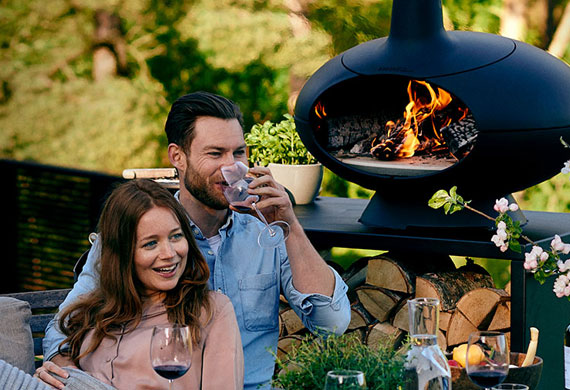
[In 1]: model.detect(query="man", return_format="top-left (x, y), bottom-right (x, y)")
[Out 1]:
top-left (41, 91), bottom-right (350, 390)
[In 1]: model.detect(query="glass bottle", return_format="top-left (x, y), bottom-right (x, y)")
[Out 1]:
top-left (406, 297), bottom-right (451, 390)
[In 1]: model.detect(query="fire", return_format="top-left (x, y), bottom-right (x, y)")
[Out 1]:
top-left (371, 80), bottom-right (465, 160)
top-left (314, 101), bottom-right (327, 119)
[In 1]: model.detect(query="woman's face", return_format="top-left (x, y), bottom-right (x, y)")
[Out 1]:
top-left (134, 206), bottom-right (188, 302)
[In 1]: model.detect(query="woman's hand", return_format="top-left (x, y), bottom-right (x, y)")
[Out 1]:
top-left (34, 356), bottom-right (76, 389)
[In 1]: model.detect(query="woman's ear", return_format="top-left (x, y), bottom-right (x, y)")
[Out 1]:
top-left (168, 143), bottom-right (186, 171)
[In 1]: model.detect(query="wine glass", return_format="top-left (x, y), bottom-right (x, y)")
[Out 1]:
top-left (150, 324), bottom-right (192, 390)
top-left (491, 385), bottom-right (528, 390)
top-left (465, 331), bottom-right (509, 390)
top-left (221, 162), bottom-right (289, 248)
top-left (324, 370), bottom-right (367, 389)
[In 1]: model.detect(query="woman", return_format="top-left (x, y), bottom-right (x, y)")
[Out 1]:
top-left (39, 179), bottom-right (243, 389)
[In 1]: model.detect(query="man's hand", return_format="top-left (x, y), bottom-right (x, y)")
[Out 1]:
top-left (245, 166), bottom-right (297, 225)
top-left (34, 355), bottom-right (76, 389)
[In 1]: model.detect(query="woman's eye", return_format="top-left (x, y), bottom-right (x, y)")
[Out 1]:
top-left (171, 233), bottom-right (184, 241)
top-left (142, 240), bottom-right (157, 248)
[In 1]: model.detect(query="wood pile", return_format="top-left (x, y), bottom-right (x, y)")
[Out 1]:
top-left (277, 252), bottom-right (511, 355)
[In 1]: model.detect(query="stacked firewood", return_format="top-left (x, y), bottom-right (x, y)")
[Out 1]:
top-left (277, 252), bottom-right (511, 358)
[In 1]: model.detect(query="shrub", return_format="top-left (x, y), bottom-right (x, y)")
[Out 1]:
top-left (272, 333), bottom-right (409, 390)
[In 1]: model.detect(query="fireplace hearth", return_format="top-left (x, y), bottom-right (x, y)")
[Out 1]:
top-left (294, 0), bottom-right (570, 230)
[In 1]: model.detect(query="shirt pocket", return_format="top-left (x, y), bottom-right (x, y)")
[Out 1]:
top-left (238, 272), bottom-right (279, 332)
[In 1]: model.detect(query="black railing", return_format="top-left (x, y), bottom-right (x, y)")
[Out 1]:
top-left (2, 159), bottom-right (123, 293)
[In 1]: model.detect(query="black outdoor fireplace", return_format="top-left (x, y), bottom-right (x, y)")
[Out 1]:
top-left (294, 0), bottom-right (570, 230)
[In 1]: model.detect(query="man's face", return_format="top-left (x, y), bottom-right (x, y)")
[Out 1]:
top-left (181, 117), bottom-right (248, 210)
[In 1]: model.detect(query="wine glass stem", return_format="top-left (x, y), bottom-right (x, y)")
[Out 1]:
top-left (169, 379), bottom-right (173, 390)
top-left (252, 203), bottom-right (276, 236)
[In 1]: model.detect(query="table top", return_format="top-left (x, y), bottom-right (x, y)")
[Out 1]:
top-left (294, 196), bottom-right (570, 261)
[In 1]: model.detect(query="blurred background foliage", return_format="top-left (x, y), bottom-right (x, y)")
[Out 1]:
top-left (2, 0), bottom-right (569, 285)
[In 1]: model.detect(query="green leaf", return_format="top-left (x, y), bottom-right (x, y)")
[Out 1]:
top-left (428, 189), bottom-right (450, 209)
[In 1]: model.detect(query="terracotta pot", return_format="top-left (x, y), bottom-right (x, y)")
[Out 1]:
top-left (268, 163), bottom-right (323, 205)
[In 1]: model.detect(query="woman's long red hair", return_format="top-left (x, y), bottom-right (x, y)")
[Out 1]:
top-left (59, 179), bottom-right (211, 366)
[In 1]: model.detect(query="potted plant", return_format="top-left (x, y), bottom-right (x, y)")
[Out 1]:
top-left (245, 114), bottom-right (323, 205)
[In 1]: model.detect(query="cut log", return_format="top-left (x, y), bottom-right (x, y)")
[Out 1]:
top-left (439, 311), bottom-right (452, 332)
top-left (277, 335), bottom-right (303, 361)
top-left (356, 285), bottom-right (403, 322)
top-left (280, 307), bottom-right (305, 335)
top-left (365, 322), bottom-right (405, 350)
top-left (446, 309), bottom-right (478, 347)
top-left (342, 256), bottom-right (371, 291)
top-left (456, 288), bottom-right (510, 328)
top-left (415, 271), bottom-right (494, 311)
top-left (488, 301), bottom-right (511, 331)
top-left (366, 256), bottom-right (414, 294)
top-left (391, 300), bottom-right (409, 331)
top-left (348, 302), bottom-right (376, 330)
top-left (365, 252), bottom-right (455, 294)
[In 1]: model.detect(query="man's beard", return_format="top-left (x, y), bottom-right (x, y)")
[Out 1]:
top-left (183, 163), bottom-right (228, 210)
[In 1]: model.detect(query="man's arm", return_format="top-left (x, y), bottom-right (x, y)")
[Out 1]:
top-left (43, 239), bottom-right (100, 360)
top-left (247, 166), bottom-right (351, 334)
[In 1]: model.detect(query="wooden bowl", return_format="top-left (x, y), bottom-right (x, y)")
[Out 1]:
top-left (450, 352), bottom-right (543, 390)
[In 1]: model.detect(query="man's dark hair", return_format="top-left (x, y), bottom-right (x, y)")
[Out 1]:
top-left (164, 91), bottom-right (244, 149)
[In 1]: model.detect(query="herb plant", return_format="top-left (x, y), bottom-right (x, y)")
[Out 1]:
top-left (272, 332), bottom-right (409, 390)
top-left (245, 114), bottom-right (317, 166)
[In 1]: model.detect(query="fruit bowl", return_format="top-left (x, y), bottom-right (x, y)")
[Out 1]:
top-left (449, 352), bottom-right (543, 390)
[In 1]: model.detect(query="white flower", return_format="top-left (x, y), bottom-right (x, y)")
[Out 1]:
top-left (562, 160), bottom-right (570, 175)
top-left (497, 221), bottom-right (507, 230)
top-left (550, 234), bottom-right (567, 254)
top-left (509, 204), bottom-right (519, 212)
top-left (558, 260), bottom-right (570, 273)
top-left (497, 228), bottom-right (508, 241)
top-left (553, 274), bottom-right (570, 298)
top-left (524, 258), bottom-right (538, 271)
top-left (491, 234), bottom-right (505, 247)
top-left (494, 198), bottom-right (509, 214)
top-left (540, 252), bottom-right (549, 262)
top-left (500, 244), bottom-right (508, 252)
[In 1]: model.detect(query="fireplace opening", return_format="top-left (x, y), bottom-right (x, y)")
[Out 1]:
top-left (311, 76), bottom-right (477, 178)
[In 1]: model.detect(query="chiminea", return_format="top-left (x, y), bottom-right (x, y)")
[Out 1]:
top-left (294, 0), bottom-right (570, 230)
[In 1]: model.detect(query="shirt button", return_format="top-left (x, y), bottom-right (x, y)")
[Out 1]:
top-left (106, 357), bottom-right (111, 362)
top-left (217, 288), bottom-right (222, 293)
top-left (207, 250), bottom-right (214, 255)
top-left (193, 228), bottom-right (200, 235)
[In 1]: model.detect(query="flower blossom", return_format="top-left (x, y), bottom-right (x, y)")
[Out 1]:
top-left (553, 274), bottom-right (570, 298)
top-left (524, 246), bottom-right (546, 271)
top-left (562, 160), bottom-right (570, 175)
top-left (551, 235), bottom-right (570, 254)
top-left (558, 259), bottom-right (570, 273)
top-left (493, 198), bottom-right (519, 213)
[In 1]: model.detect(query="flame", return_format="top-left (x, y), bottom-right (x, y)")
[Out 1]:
top-left (314, 101), bottom-right (327, 119)
top-left (374, 80), bottom-right (458, 158)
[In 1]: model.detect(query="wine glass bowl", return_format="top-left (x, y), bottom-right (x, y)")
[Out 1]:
top-left (465, 331), bottom-right (509, 390)
top-left (150, 324), bottom-right (192, 390)
top-left (324, 370), bottom-right (366, 389)
top-left (221, 162), bottom-right (290, 248)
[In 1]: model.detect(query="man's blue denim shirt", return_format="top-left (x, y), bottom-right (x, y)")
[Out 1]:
top-left (44, 209), bottom-right (351, 390)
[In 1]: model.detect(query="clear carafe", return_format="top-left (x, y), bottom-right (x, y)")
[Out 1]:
top-left (405, 297), bottom-right (451, 390)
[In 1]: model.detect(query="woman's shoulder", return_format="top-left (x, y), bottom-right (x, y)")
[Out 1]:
top-left (206, 291), bottom-right (235, 319)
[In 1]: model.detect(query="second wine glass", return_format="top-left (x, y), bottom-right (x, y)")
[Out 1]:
top-left (324, 370), bottom-right (366, 389)
top-left (466, 331), bottom-right (509, 390)
top-left (150, 324), bottom-right (192, 390)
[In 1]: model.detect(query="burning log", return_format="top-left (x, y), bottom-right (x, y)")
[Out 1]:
top-left (439, 114), bottom-right (478, 157)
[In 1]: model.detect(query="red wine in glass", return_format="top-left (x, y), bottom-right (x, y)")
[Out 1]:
top-left (467, 371), bottom-right (508, 388)
top-left (153, 364), bottom-right (190, 380)
top-left (150, 325), bottom-right (192, 390)
top-left (465, 331), bottom-right (509, 390)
